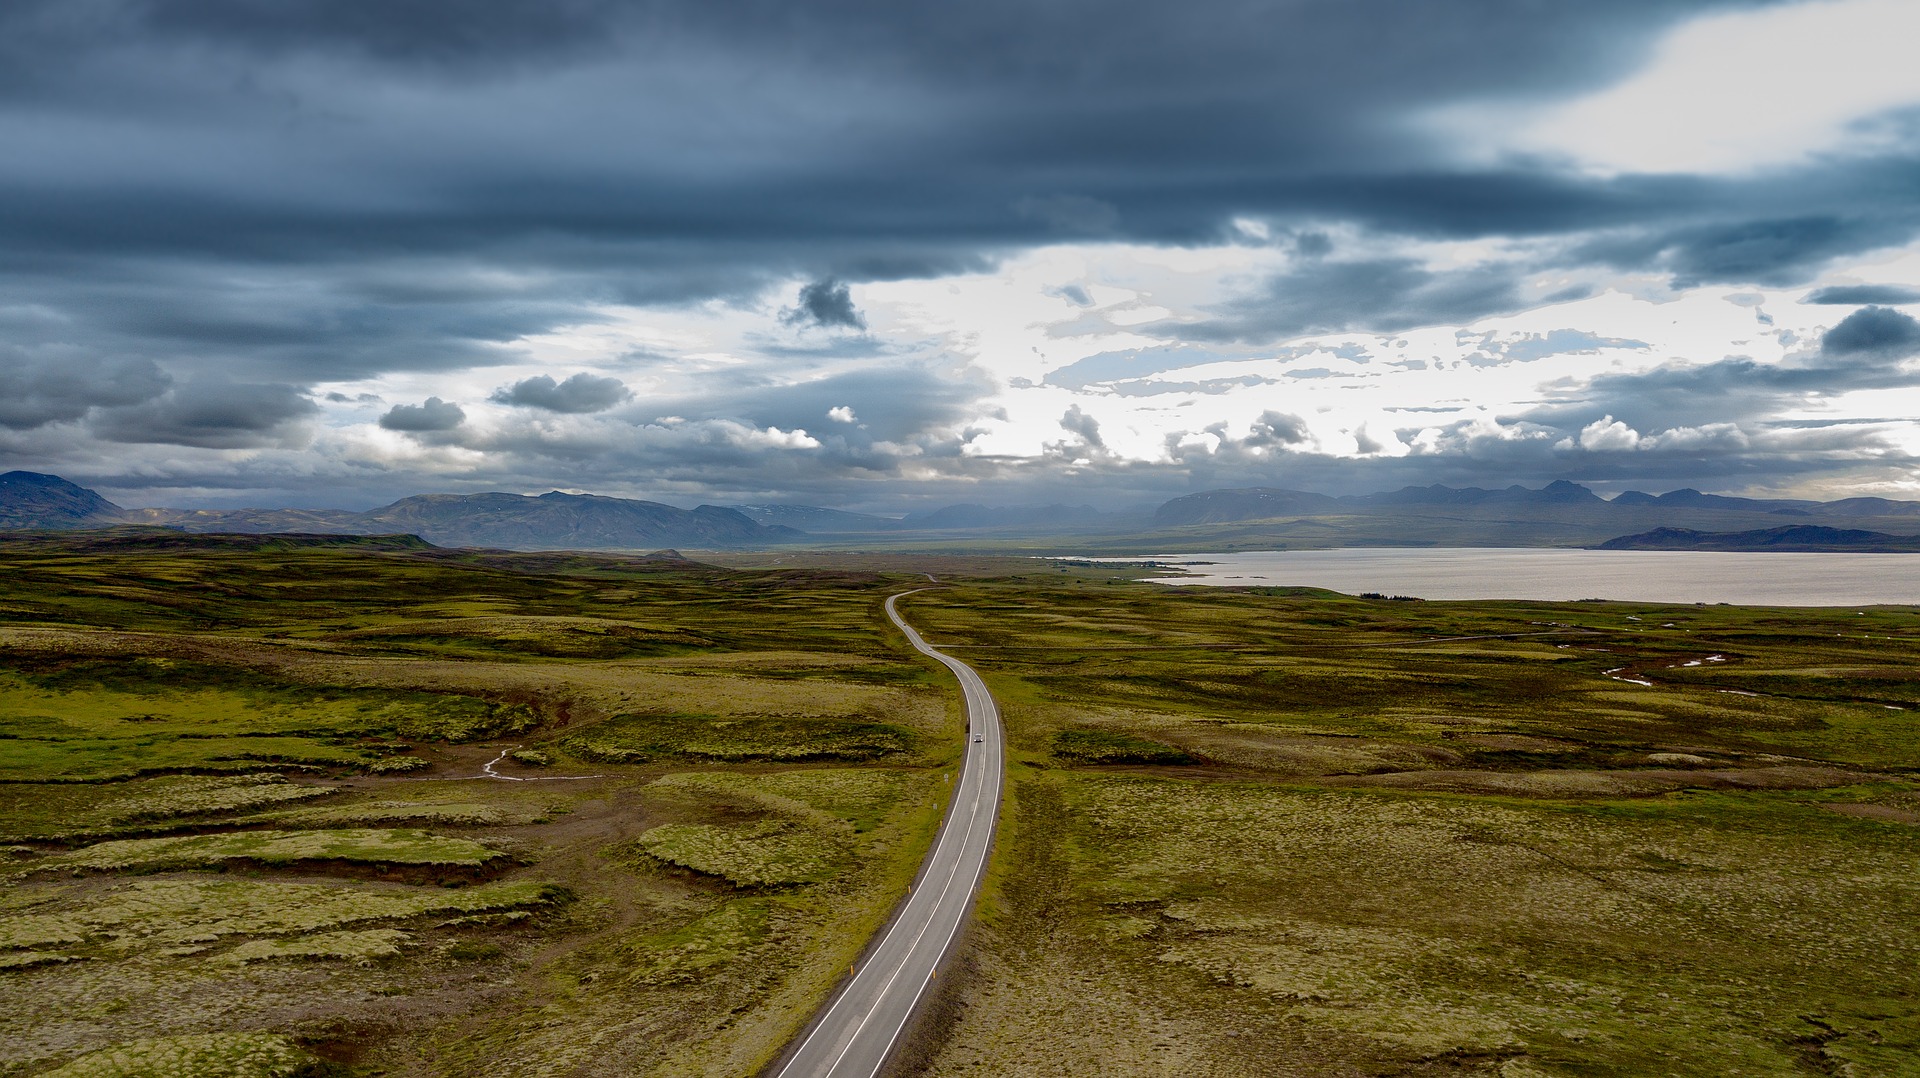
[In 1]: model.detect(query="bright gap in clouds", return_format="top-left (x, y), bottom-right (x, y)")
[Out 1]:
top-left (1442, 0), bottom-right (1920, 175)
top-left (298, 235), bottom-right (1920, 504)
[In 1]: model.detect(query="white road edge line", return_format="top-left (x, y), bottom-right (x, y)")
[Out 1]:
top-left (824, 738), bottom-right (985, 1078)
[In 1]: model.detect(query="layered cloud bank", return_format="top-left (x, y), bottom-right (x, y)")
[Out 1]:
top-left (2, 0), bottom-right (1919, 510)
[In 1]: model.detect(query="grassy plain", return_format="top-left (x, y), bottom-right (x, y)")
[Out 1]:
top-left (894, 578), bottom-right (1920, 1077)
top-left (0, 533), bottom-right (959, 1077)
top-left (7, 533), bottom-right (1918, 1076)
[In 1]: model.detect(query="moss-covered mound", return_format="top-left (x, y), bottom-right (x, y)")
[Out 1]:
top-left (1052, 729), bottom-right (1196, 766)
top-left (44, 1033), bottom-right (328, 1078)
top-left (560, 713), bottom-right (909, 764)
top-left (35, 828), bottom-right (505, 875)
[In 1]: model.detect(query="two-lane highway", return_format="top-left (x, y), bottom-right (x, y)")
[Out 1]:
top-left (772, 589), bottom-right (1004, 1078)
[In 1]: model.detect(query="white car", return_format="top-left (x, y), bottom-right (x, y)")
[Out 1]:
top-left (971, 733), bottom-right (984, 743)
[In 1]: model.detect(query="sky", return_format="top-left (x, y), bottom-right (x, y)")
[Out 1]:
top-left (4, 0), bottom-right (1920, 512)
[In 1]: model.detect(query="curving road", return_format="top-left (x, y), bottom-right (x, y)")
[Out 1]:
top-left (771, 588), bottom-right (1004, 1078)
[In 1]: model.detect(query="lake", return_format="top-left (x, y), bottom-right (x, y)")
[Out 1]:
top-left (1127, 548), bottom-right (1920, 605)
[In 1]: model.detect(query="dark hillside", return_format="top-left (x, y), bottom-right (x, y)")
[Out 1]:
top-left (0, 471), bottom-right (123, 529)
top-left (1596, 525), bottom-right (1920, 552)
top-left (353, 491), bottom-right (795, 549)
top-left (1154, 488), bottom-right (1342, 524)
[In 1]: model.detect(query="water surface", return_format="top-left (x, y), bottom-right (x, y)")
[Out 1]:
top-left (1132, 548), bottom-right (1920, 605)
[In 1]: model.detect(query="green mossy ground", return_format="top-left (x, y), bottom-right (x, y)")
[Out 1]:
top-left (1051, 728), bottom-right (1196, 765)
top-left (7, 534), bottom-right (1915, 1075)
top-left (0, 774), bottom-right (336, 841)
top-left (897, 578), bottom-right (1920, 1077)
top-left (558, 712), bottom-right (911, 764)
top-left (42, 1033), bottom-right (329, 1078)
top-left (25, 827), bottom-right (507, 876)
top-left (0, 536), bottom-right (956, 1077)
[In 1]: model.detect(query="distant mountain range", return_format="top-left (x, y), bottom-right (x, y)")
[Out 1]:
top-left (728, 501), bottom-right (1108, 533)
top-left (7, 469), bottom-right (1920, 552)
top-left (895, 503), bottom-right (1107, 531)
top-left (0, 472), bottom-right (795, 550)
top-left (728, 504), bottom-right (898, 532)
top-left (1597, 526), bottom-right (1920, 552)
top-left (1149, 482), bottom-right (1920, 550)
top-left (1152, 480), bottom-right (1920, 525)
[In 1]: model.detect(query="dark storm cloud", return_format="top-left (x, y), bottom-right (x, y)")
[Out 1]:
top-left (0, 254), bottom-right (594, 387)
top-left (783, 280), bottom-right (866, 331)
top-left (1245, 410), bottom-right (1311, 447)
top-left (90, 381), bottom-right (318, 448)
top-left (407, 370), bottom-right (1001, 507)
top-left (379, 397), bottom-right (467, 432)
top-left (0, 352), bottom-right (172, 430)
top-left (1819, 306), bottom-right (1920, 358)
top-left (126, 0), bottom-right (631, 65)
top-left (1291, 232), bottom-right (1334, 259)
top-left (0, 0), bottom-right (1889, 382)
top-left (1512, 310), bottom-right (1920, 447)
top-left (1652, 216), bottom-right (1897, 288)
top-left (491, 373), bottom-right (633, 413)
top-left (0, 2), bottom-right (1828, 285)
top-left (3, 0), bottom-right (1917, 502)
top-left (1803, 284), bottom-right (1920, 305)
top-left (1, 1), bottom-right (1743, 103)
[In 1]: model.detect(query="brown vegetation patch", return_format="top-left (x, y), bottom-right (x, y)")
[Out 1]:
top-left (1337, 764), bottom-right (1873, 798)
top-left (1162, 724), bottom-right (1460, 775)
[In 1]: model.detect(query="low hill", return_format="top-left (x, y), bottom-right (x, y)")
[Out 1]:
top-left (1155, 488), bottom-right (1341, 525)
top-left (1596, 525), bottom-right (1920, 552)
top-left (352, 492), bottom-right (795, 549)
top-left (1154, 481), bottom-right (1920, 530)
top-left (897, 503), bottom-right (1108, 531)
top-left (1607, 488), bottom-right (1817, 513)
top-left (1822, 497), bottom-right (1920, 518)
top-left (0, 529), bottom-right (437, 555)
top-left (727, 505), bottom-right (899, 532)
top-left (120, 506), bottom-right (363, 532)
top-left (4, 473), bottom-right (799, 551)
top-left (1351, 479), bottom-right (1604, 508)
top-left (0, 471), bottom-right (124, 529)
top-left (1155, 481), bottom-right (1603, 525)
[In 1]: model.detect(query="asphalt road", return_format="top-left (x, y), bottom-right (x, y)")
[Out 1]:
top-left (772, 588), bottom-right (1004, 1078)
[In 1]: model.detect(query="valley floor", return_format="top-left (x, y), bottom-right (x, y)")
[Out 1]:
top-left (1, 536), bottom-right (1915, 1076)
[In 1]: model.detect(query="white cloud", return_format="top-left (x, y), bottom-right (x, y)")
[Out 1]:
top-left (1578, 415), bottom-right (1642, 451)
top-left (1439, 0), bottom-right (1920, 174)
top-left (1643, 424), bottom-right (1750, 452)
top-left (254, 234), bottom-right (1920, 504)
top-left (739, 424), bottom-right (820, 450)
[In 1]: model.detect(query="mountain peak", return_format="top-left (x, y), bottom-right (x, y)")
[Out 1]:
top-left (1155, 487), bottom-right (1341, 525)
top-left (0, 471), bottom-right (123, 529)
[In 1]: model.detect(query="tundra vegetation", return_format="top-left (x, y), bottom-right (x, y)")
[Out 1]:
top-left (0, 534), bottom-right (955, 1077)
top-left (2, 534), bottom-right (1916, 1076)
top-left (890, 578), bottom-right (1920, 1077)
